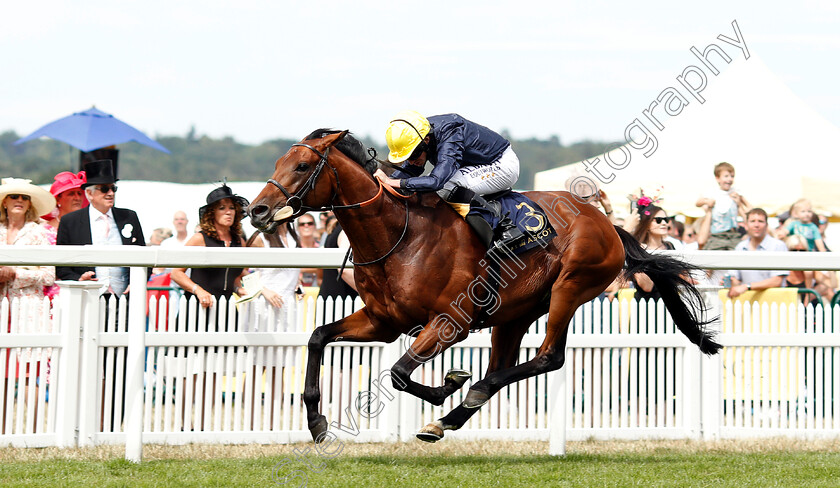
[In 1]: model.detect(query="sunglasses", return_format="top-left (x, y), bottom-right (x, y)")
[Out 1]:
top-left (653, 216), bottom-right (670, 224)
top-left (96, 184), bottom-right (118, 193)
top-left (299, 221), bottom-right (315, 227)
top-left (408, 141), bottom-right (427, 161)
top-left (791, 248), bottom-right (808, 252)
top-left (7, 194), bottom-right (31, 201)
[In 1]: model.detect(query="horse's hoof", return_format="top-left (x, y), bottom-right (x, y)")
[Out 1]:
top-left (416, 421), bottom-right (444, 443)
top-left (309, 415), bottom-right (328, 442)
top-left (444, 369), bottom-right (472, 388)
top-left (463, 389), bottom-right (490, 409)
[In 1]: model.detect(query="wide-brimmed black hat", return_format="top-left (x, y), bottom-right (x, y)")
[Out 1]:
top-left (199, 183), bottom-right (249, 218)
top-left (82, 159), bottom-right (118, 187)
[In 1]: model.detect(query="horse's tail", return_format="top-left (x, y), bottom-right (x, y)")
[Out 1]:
top-left (614, 225), bottom-right (722, 355)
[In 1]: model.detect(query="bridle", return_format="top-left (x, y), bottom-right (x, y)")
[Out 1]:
top-left (266, 143), bottom-right (334, 217)
top-left (265, 141), bottom-right (412, 266)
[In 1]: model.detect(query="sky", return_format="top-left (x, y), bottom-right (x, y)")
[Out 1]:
top-left (2, 0), bottom-right (839, 148)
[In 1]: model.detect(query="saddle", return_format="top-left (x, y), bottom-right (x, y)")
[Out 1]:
top-left (447, 187), bottom-right (557, 255)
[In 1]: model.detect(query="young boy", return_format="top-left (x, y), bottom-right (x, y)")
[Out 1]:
top-left (780, 198), bottom-right (827, 252)
top-left (696, 162), bottom-right (750, 250)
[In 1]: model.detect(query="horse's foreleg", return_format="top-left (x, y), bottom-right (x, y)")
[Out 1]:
top-left (389, 315), bottom-right (471, 406)
top-left (303, 308), bottom-right (399, 442)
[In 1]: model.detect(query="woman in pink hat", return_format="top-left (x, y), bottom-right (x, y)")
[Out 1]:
top-left (41, 171), bottom-right (87, 300)
top-left (43, 171), bottom-right (87, 229)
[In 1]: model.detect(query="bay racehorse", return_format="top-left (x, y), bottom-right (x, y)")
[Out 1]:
top-left (248, 129), bottom-right (721, 443)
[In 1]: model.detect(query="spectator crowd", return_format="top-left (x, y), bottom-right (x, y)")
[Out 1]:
top-left (589, 162), bottom-right (838, 304)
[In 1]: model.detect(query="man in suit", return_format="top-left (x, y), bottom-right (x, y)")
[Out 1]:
top-left (56, 159), bottom-right (145, 430)
top-left (56, 159), bottom-right (145, 295)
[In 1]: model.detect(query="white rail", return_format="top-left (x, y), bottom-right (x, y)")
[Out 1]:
top-left (0, 246), bottom-right (837, 270)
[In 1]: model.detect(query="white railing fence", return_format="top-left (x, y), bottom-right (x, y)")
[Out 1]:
top-left (1, 247), bottom-right (839, 461)
top-left (4, 288), bottom-right (840, 449)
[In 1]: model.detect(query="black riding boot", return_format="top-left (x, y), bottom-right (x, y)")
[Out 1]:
top-left (470, 193), bottom-right (525, 250)
top-left (446, 187), bottom-right (493, 248)
top-left (448, 187), bottom-right (525, 251)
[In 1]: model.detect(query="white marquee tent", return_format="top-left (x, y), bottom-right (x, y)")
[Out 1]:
top-left (534, 55), bottom-right (840, 219)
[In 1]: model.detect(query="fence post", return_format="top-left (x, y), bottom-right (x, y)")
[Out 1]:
top-left (397, 339), bottom-right (420, 442)
top-left (683, 342), bottom-right (702, 438)
top-left (378, 340), bottom-right (402, 442)
top-left (548, 364), bottom-right (567, 456)
top-left (700, 289), bottom-right (723, 440)
top-left (76, 283), bottom-right (103, 447)
top-left (54, 281), bottom-right (102, 448)
top-left (125, 267), bottom-right (148, 462)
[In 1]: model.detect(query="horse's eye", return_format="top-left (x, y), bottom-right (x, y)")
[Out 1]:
top-left (295, 163), bottom-right (310, 173)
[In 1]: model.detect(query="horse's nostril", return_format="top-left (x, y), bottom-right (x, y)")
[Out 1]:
top-left (251, 204), bottom-right (269, 218)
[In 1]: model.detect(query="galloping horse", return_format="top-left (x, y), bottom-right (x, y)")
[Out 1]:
top-left (248, 129), bottom-right (721, 443)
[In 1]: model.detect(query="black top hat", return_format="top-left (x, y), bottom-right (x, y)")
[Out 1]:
top-left (199, 183), bottom-right (249, 218)
top-left (82, 159), bottom-right (118, 187)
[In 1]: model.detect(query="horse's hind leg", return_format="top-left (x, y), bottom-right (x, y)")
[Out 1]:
top-left (421, 285), bottom-right (583, 442)
top-left (463, 286), bottom-right (582, 406)
top-left (303, 308), bottom-right (400, 442)
top-left (417, 323), bottom-right (529, 442)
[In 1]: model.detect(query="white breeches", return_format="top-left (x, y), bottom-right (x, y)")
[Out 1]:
top-left (440, 146), bottom-right (520, 198)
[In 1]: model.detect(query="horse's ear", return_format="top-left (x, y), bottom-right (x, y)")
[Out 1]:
top-left (319, 130), bottom-right (350, 149)
top-left (334, 130), bottom-right (349, 144)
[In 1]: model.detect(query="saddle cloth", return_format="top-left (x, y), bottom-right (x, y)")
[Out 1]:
top-left (468, 191), bottom-right (557, 254)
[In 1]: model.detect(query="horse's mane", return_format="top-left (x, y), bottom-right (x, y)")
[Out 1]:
top-left (304, 128), bottom-right (378, 175)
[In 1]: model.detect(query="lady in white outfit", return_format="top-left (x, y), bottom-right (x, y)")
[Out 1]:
top-left (243, 223), bottom-right (302, 428)
top-left (246, 222), bottom-right (302, 332)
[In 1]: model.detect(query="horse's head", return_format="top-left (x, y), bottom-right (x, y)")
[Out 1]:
top-left (248, 130), bottom-right (347, 233)
top-left (249, 129), bottom-right (376, 233)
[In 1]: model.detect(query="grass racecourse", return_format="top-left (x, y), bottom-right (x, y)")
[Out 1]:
top-left (3, 439), bottom-right (840, 487)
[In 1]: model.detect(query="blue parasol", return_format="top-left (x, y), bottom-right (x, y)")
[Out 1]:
top-left (14, 107), bottom-right (170, 154)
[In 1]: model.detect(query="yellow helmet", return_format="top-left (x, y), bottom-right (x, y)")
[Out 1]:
top-left (386, 110), bottom-right (431, 163)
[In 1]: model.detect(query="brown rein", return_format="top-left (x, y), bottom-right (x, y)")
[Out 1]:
top-left (348, 174), bottom-right (413, 209)
top-left (343, 175), bottom-right (412, 266)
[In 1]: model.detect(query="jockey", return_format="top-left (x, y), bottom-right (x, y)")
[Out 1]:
top-left (375, 111), bottom-right (524, 250)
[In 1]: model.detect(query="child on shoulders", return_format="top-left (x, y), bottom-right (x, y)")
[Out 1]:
top-left (696, 162), bottom-right (750, 250)
top-left (780, 198), bottom-right (827, 252)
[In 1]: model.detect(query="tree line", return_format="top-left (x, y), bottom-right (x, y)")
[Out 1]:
top-left (0, 129), bottom-right (612, 190)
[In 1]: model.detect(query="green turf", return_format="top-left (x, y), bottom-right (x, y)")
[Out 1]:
top-left (3, 450), bottom-right (840, 487)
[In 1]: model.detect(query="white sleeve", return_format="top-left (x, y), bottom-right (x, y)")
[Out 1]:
top-left (336, 231), bottom-right (351, 250)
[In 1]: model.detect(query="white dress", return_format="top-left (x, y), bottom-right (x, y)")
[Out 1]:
top-left (254, 231), bottom-right (300, 331)
top-left (244, 231), bottom-right (302, 368)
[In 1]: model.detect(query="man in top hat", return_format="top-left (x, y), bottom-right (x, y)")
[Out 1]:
top-left (56, 159), bottom-right (145, 295)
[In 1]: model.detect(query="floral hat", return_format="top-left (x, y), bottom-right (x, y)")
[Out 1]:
top-left (627, 187), bottom-right (664, 216)
top-left (49, 171), bottom-right (87, 197)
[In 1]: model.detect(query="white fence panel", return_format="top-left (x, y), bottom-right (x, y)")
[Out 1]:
top-left (0, 296), bottom-right (60, 447)
top-left (4, 272), bottom-right (840, 451)
top-left (560, 298), bottom-right (697, 441)
top-left (718, 301), bottom-right (840, 439)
